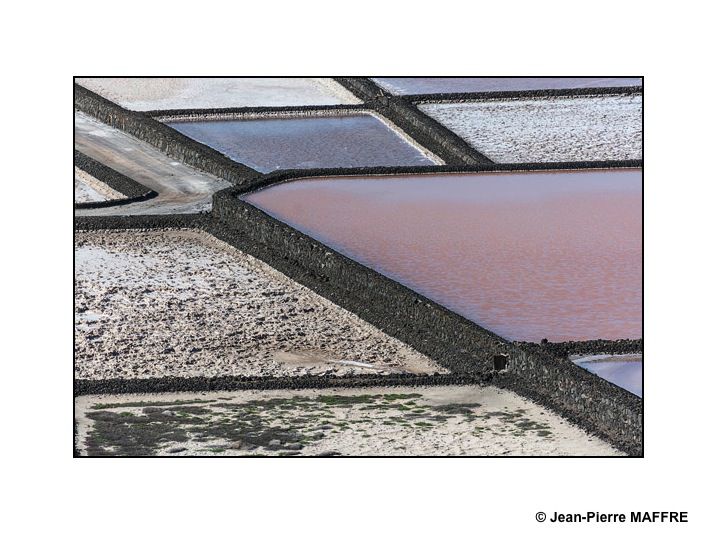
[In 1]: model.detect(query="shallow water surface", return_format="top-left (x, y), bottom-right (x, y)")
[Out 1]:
top-left (573, 354), bottom-right (642, 397)
top-left (167, 114), bottom-right (437, 172)
top-left (373, 77), bottom-right (642, 95)
top-left (244, 170), bottom-right (642, 342)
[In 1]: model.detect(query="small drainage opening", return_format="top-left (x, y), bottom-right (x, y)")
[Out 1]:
top-left (493, 354), bottom-right (509, 371)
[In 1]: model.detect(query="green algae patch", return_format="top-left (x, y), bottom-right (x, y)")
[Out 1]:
top-left (80, 389), bottom-right (566, 456)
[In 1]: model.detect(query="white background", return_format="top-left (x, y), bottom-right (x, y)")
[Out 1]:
top-left (2, 0), bottom-right (717, 537)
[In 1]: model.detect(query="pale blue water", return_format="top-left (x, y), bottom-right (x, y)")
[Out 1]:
top-left (574, 354), bottom-right (642, 397)
top-left (373, 77), bottom-right (643, 95)
top-left (167, 114), bottom-right (436, 172)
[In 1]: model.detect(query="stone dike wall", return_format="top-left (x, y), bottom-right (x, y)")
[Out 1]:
top-left (334, 77), bottom-right (493, 166)
top-left (74, 83), bottom-right (260, 187)
top-left (515, 339), bottom-right (643, 358)
top-left (209, 189), bottom-right (512, 374)
top-left (501, 347), bottom-right (642, 455)
top-left (209, 188), bottom-right (643, 455)
top-left (75, 150), bottom-right (157, 209)
top-left (75, 372), bottom-right (492, 397)
top-left (74, 213), bottom-right (209, 232)
top-left (73, 78), bottom-right (643, 455)
top-left (407, 85), bottom-right (644, 103)
top-left (146, 103), bottom-right (367, 120)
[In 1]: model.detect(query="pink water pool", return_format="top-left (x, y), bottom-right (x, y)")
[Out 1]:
top-left (244, 169), bottom-right (642, 342)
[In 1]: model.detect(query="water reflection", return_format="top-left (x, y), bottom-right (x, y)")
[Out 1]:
top-left (167, 114), bottom-right (436, 172)
top-left (373, 77), bottom-right (643, 95)
top-left (244, 170), bottom-right (641, 343)
top-left (573, 354), bottom-right (642, 397)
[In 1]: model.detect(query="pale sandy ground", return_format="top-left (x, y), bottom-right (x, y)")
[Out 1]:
top-left (75, 385), bottom-right (622, 456)
top-left (74, 167), bottom-right (125, 204)
top-left (75, 229), bottom-right (442, 379)
top-left (76, 78), bottom-right (361, 111)
top-left (419, 94), bottom-right (642, 163)
top-left (74, 112), bottom-right (230, 215)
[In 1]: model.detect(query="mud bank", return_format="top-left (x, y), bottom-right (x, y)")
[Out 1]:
top-left (75, 385), bottom-right (621, 456)
top-left (74, 229), bottom-right (441, 380)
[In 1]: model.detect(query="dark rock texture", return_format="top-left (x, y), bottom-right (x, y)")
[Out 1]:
top-left (74, 150), bottom-right (157, 209)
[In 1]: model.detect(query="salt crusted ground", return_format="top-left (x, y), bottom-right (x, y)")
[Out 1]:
top-left (74, 112), bottom-right (230, 215)
top-left (74, 167), bottom-right (124, 204)
top-left (74, 229), bottom-right (442, 380)
top-left (76, 78), bottom-right (361, 111)
top-left (75, 385), bottom-right (622, 456)
top-left (419, 94), bottom-right (642, 163)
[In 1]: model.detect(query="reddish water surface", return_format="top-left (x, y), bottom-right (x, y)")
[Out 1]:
top-left (244, 170), bottom-right (641, 342)
top-left (373, 77), bottom-right (642, 95)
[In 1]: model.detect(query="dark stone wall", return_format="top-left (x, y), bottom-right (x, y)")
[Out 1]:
top-left (408, 85), bottom-right (644, 103)
top-left (74, 214), bottom-right (209, 231)
top-left (74, 150), bottom-right (157, 209)
top-left (146, 103), bottom-right (367, 119)
top-left (75, 372), bottom-right (492, 397)
top-left (74, 83), bottom-right (260, 187)
top-left (210, 188), bottom-right (643, 455)
top-left (73, 79), bottom-right (643, 455)
top-left (334, 77), bottom-right (493, 166)
top-left (516, 339), bottom-right (643, 358)
top-left (209, 189), bottom-right (511, 374)
top-left (502, 347), bottom-right (642, 455)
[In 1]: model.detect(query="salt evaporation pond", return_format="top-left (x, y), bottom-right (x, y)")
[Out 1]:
top-left (244, 169), bottom-right (642, 343)
top-left (373, 77), bottom-right (642, 95)
top-left (419, 95), bottom-right (642, 163)
top-left (167, 113), bottom-right (438, 172)
top-left (573, 354), bottom-right (642, 397)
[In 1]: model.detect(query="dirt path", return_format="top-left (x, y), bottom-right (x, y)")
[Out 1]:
top-left (74, 112), bottom-right (231, 215)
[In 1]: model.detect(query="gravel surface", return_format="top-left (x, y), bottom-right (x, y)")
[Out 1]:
top-left (74, 229), bottom-right (442, 380)
top-left (76, 78), bottom-right (361, 111)
top-left (419, 94), bottom-right (642, 163)
top-left (75, 385), bottom-right (622, 456)
top-left (74, 112), bottom-right (230, 215)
